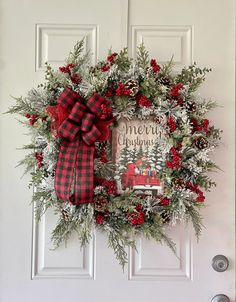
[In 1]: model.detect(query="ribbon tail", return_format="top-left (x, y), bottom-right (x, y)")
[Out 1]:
top-left (54, 140), bottom-right (79, 203)
top-left (74, 141), bottom-right (94, 204)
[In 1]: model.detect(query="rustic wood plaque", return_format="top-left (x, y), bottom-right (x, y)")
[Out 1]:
top-left (112, 118), bottom-right (163, 195)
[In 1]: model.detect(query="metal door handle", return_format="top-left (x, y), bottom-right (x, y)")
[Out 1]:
top-left (212, 255), bottom-right (229, 272)
top-left (211, 294), bottom-right (230, 302)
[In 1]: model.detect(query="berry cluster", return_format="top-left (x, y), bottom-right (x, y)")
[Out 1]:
top-left (136, 94), bottom-right (152, 107)
top-left (167, 116), bottom-right (177, 132)
top-left (100, 52), bottom-right (118, 72)
top-left (170, 83), bottom-right (183, 98)
top-left (127, 204), bottom-right (145, 225)
top-left (25, 114), bottom-right (39, 126)
top-left (191, 118), bottom-right (209, 134)
top-left (35, 152), bottom-right (43, 168)
top-left (94, 177), bottom-right (117, 195)
top-left (116, 83), bottom-right (131, 96)
top-left (107, 52), bottom-right (118, 64)
top-left (186, 182), bottom-right (205, 202)
top-left (150, 59), bottom-right (161, 73)
top-left (100, 101), bottom-right (113, 120)
top-left (166, 147), bottom-right (181, 169)
top-left (159, 196), bottom-right (171, 206)
top-left (59, 63), bottom-right (81, 84)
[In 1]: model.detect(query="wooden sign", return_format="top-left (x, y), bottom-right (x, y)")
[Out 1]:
top-left (112, 118), bottom-right (163, 195)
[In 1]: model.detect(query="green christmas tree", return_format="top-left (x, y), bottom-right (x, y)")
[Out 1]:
top-left (117, 143), bottom-right (133, 176)
top-left (144, 145), bottom-right (151, 162)
top-left (149, 140), bottom-right (163, 171)
top-left (130, 146), bottom-right (138, 163)
top-left (137, 145), bottom-right (144, 160)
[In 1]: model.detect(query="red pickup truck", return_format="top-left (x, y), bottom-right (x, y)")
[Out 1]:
top-left (121, 162), bottom-right (161, 189)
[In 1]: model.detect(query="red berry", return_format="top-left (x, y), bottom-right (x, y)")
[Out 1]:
top-left (160, 197), bottom-right (170, 206)
top-left (137, 216), bottom-right (144, 225)
top-left (70, 74), bottom-right (82, 84)
top-left (96, 214), bottom-right (104, 224)
top-left (135, 203), bottom-right (143, 211)
top-left (130, 218), bottom-right (137, 225)
top-left (101, 64), bottom-right (110, 72)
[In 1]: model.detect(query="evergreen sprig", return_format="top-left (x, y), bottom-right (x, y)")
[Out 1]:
top-left (6, 96), bottom-right (36, 115)
top-left (32, 189), bottom-right (56, 221)
top-left (136, 42), bottom-right (149, 69)
top-left (116, 48), bottom-right (131, 72)
top-left (185, 205), bottom-right (204, 240)
top-left (51, 218), bottom-right (81, 248)
top-left (160, 56), bottom-right (174, 76)
top-left (17, 153), bottom-right (36, 176)
top-left (51, 205), bottom-right (93, 249)
top-left (176, 63), bottom-right (212, 92)
top-left (107, 226), bottom-right (135, 269)
top-left (67, 39), bottom-right (85, 65)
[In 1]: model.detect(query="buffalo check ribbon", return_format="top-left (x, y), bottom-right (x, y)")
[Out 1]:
top-left (54, 87), bottom-right (105, 205)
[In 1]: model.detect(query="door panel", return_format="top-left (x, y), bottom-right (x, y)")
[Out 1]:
top-left (129, 225), bottom-right (192, 281)
top-left (0, 0), bottom-right (234, 301)
top-left (128, 1), bottom-right (235, 300)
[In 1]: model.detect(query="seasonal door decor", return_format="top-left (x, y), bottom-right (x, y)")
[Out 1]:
top-left (8, 40), bottom-right (221, 268)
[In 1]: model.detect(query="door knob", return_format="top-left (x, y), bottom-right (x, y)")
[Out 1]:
top-left (211, 294), bottom-right (230, 302)
top-left (212, 255), bottom-right (229, 272)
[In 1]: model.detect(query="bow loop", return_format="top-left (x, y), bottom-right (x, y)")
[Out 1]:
top-left (68, 101), bottom-right (87, 123)
top-left (57, 87), bottom-right (82, 110)
top-left (86, 93), bottom-right (105, 116)
top-left (58, 119), bottom-right (80, 141)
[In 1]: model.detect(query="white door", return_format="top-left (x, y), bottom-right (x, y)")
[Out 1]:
top-left (0, 1), bottom-right (235, 301)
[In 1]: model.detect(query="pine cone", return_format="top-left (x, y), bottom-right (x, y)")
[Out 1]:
top-left (160, 211), bottom-right (170, 223)
top-left (94, 195), bottom-right (108, 212)
top-left (124, 79), bottom-right (139, 96)
top-left (153, 115), bottom-right (166, 125)
top-left (194, 136), bottom-right (208, 150)
top-left (173, 178), bottom-right (185, 189)
top-left (185, 100), bottom-right (197, 113)
top-left (158, 76), bottom-right (172, 86)
top-left (61, 208), bottom-right (70, 222)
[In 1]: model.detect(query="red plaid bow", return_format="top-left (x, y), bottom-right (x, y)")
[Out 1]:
top-left (51, 87), bottom-right (110, 205)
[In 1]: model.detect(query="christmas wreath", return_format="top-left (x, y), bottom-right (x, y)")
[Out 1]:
top-left (8, 40), bottom-right (221, 268)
